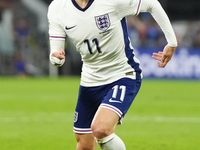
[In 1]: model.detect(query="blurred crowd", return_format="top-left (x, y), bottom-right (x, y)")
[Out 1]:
top-left (127, 14), bottom-right (200, 48)
top-left (0, 0), bottom-right (200, 76)
top-left (0, 0), bottom-right (49, 76)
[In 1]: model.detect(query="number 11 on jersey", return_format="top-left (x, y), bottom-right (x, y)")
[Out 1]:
top-left (84, 38), bottom-right (102, 54)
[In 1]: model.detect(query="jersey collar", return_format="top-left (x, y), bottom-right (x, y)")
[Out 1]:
top-left (72, 0), bottom-right (94, 12)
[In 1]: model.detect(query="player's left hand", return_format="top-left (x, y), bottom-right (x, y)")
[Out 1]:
top-left (152, 45), bottom-right (176, 68)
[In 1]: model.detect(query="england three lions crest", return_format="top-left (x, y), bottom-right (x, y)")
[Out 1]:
top-left (95, 14), bottom-right (111, 31)
top-left (74, 111), bottom-right (78, 123)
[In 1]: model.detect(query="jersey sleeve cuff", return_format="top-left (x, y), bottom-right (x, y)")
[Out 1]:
top-left (49, 36), bottom-right (66, 40)
top-left (167, 43), bottom-right (178, 47)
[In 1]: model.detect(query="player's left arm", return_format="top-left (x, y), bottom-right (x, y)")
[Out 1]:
top-left (140, 0), bottom-right (178, 68)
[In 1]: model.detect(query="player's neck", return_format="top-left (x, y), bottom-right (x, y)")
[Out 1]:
top-left (75, 0), bottom-right (90, 9)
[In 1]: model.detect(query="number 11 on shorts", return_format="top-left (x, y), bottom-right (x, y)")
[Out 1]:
top-left (109, 85), bottom-right (126, 103)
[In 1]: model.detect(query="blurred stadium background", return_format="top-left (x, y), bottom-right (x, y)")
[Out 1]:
top-left (0, 0), bottom-right (200, 150)
top-left (0, 0), bottom-right (200, 78)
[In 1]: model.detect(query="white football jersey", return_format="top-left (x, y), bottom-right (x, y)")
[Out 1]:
top-left (48, 0), bottom-right (143, 87)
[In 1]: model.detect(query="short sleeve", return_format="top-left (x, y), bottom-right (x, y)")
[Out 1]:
top-left (47, 2), bottom-right (66, 40)
top-left (115, 0), bottom-right (142, 19)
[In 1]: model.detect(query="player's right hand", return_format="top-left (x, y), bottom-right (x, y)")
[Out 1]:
top-left (50, 49), bottom-right (65, 67)
top-left (152, 45), bottom-right (176, 68)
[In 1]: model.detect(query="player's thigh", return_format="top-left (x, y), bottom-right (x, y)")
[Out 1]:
top-left (75, 133), bottom-right (97, 150)
top-left (100, 78), bottom-right (141, 124)
top-left (91, 107), bottom-right (119, 138)
top-left (74, 85), bottom-right (105, 133)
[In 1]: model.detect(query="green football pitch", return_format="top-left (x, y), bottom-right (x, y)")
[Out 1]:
top-left (0, 77), bottom-right (200, 150)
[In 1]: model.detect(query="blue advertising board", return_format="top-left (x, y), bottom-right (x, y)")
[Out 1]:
top-left (135, 47), bottom-right (200, 79)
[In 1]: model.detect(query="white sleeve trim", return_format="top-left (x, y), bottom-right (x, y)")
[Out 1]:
top-left (140, 0), bottom-right (178, 47)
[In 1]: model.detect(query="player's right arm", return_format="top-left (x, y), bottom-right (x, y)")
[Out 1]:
top-left (49, 40), bottom-right (65, 67)
top-left (47, 1), bottom-right (66, 67)
top-left (139, 0), bottom-right (177, 68)
top-left (115, 0), bottom-right (177, 68)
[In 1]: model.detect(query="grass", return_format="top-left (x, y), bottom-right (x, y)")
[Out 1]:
top-left (0, 77), bottom-right (200, 150)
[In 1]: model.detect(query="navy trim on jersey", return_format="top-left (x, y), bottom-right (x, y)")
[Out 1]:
top-left (72, 0), bottom-right (94, 12)
top-left (121, 18), bottom-right (142, 81)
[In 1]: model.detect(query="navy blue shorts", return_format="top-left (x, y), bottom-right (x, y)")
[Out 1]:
top-left (73, 77), bottom-right (142, 134)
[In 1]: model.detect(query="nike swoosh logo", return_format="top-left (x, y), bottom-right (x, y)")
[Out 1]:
top-left (65, 25), bottom-right (77, 30)
top-left (109, 98), bottom-right (122, 103)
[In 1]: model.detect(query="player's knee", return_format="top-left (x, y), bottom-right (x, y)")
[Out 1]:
top-left (91, 123), bottom-right (110, 139)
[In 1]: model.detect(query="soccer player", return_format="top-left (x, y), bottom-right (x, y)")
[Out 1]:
top-left (47, 0), bottom-right (177, 149)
